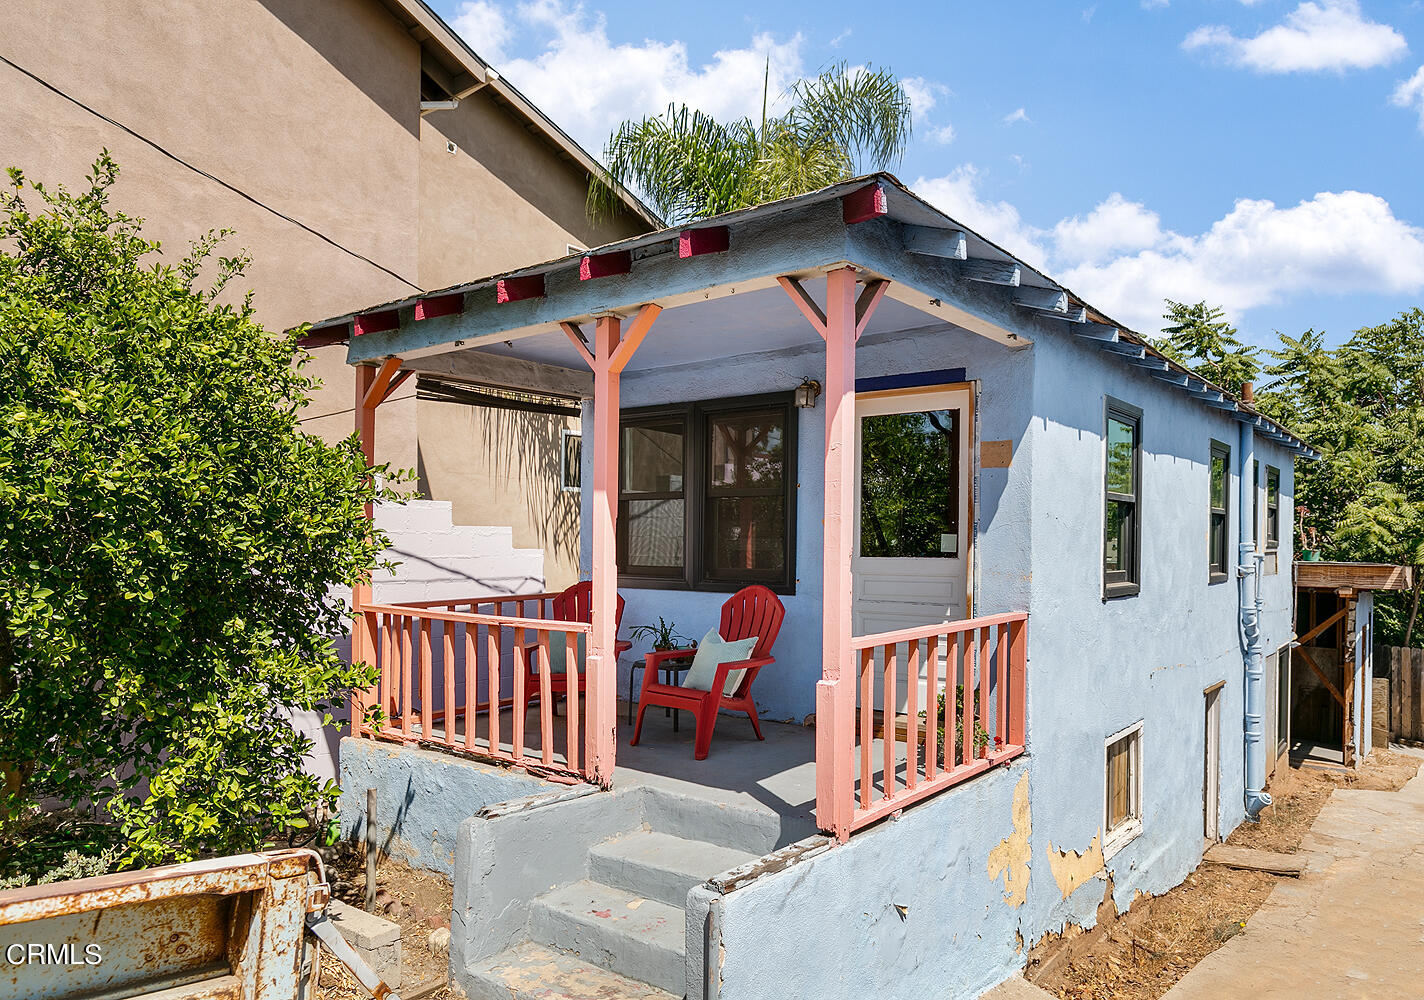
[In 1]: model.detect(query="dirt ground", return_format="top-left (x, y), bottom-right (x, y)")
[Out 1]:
top-left (1029, 749), bottom-right (1421, 1000)
top-left (317, 843), bottom-right (456, 1000)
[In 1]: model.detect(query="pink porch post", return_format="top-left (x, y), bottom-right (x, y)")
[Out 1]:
top-left (350, 356), bottom-right (405, 737)
top-left (780, 267), bottom-right (888, 841)
top-left (820, 267), bottom-right (858, 841)
top-left (585, 307), bottom-right (661, 785)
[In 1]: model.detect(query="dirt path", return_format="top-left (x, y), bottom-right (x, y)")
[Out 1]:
top-left (1163, 747), bottom-right (1424, 1000)
top-left (1025, 749), bottom-right (1421, 1000)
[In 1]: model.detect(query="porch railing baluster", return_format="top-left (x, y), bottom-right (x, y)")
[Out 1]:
top-left (846, 612), bottom-right (1028, 836)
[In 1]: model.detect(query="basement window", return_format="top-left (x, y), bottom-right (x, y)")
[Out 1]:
top-left (1208, 441), bottom-right (1230, 583)
top-left (1104, 721), bottom-right (1144, 859)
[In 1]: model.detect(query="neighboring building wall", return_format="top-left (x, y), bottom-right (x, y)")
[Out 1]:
top-left (417, 398), bottom-right (583, 590)
top-left (581, 324), bottom-right (1035, 724)
top-left (1, 0), bottom-right (647, 547)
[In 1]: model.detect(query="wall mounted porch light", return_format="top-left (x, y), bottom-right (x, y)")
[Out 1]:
top-left (795, 378), bottom-right (822, 409)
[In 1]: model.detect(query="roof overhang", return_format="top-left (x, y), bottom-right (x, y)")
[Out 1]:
top-left (374, 0), bottom-right (660, 229)
top-left (307, 174), bottom-right (1318, 457)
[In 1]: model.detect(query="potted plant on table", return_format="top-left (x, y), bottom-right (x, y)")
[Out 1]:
top-left (628, 617), bottom-right (693, 652)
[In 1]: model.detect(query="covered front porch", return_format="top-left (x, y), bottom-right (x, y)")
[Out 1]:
top-left (336, 177), bottom-right (1041, 840)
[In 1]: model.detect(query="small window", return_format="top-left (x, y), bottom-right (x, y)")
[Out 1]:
top-left (1104, 722), bottom-right (1143, 858)
top-left (1266, 466), bottom-right (1280, 551)
top-left (561, 430), bottom-right (582, 491)
top-left (1103, 399), bottom-right (1141, 599)
top-left (1209, 441), bottom-right (1230, 582)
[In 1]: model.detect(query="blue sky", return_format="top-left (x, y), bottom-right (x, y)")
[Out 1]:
top-left (432, 0), bottom-right (1424, 348)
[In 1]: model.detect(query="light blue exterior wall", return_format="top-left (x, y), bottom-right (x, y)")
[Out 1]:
top-left (583, 319), bottom-right (1301, 997)
top-left (580, 324), bottom-right (1034, 724)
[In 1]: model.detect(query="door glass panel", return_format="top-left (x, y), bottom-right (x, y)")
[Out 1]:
top-left (860, 409), bottom-right (958, 558)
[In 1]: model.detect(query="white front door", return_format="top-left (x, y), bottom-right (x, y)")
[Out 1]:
top-left (853, 388), bottom-right (972, 711)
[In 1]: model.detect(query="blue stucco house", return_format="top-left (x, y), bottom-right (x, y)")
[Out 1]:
top-left (315, 174), bottom-right (1316, 999)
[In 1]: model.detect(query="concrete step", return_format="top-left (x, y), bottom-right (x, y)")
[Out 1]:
top-left (529, 880), bottom-right (686, 995)
top-left (589, 831), bottom-right (758, 907)
top-left (463, 941), bottom-right (677, 1000)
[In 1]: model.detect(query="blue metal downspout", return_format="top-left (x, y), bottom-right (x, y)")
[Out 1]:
top-left (1239, 419), bottom-right (1272, 820)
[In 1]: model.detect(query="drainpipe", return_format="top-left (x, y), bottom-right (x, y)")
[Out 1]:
top-left (1238, 407), bottom-right (1271, 820)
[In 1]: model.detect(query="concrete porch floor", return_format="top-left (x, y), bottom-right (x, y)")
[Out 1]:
top-left (612, 700), bottom-right (819, 830)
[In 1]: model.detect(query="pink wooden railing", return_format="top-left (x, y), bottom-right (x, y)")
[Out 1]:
top-left (349, 592), bottom-right (593, 782)
top-left (847, 612), bottom-right (1027, 833)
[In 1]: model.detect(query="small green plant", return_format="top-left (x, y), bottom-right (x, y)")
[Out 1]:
top-left (628, 618), bottom-right (692, 651)
top-left (921, 685), bottom-right (995, 768)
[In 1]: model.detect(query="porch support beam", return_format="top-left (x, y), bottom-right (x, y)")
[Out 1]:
top-left (559, 321), bottom-right (595, 367)
top-left (584, 305), bottom-right (661, 784)
top-left (362, 356), bottom-right (405, 410)
top-left (350, 362), bottom-right (382, 736)
top-left (775, 266), bottom-right (888, 842)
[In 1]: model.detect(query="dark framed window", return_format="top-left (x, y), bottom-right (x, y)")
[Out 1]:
top-left (561, 430), bottom-right (582, 491)
top-left (1209, 440), bottom-right (1230, 582)
top-left (1253, 460), bottom-right (1259, 549)
top-left (1103, 399), bottom-right (1141, 599)
top-left (618, 393), bottom-right (797, 592)
top-left (1266, 465), bottom-right (1280, 551)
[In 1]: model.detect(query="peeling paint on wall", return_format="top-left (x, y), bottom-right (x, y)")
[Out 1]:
top-left (986, 771), bottom-right (1032, 907)
top-left (1046, 832), bottom-right (1105, 900)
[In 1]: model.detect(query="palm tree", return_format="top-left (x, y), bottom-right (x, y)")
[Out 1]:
top-left (588, 62), bottom-right (913, 225)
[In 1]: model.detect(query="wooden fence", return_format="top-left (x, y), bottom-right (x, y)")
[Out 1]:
top-left (1383, 646), bottom-right (1424, 743)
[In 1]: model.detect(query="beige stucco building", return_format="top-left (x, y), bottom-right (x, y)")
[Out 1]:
top-left (1, 0), bottom-right (655, 587)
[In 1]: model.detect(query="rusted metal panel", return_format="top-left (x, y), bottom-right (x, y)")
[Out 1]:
top-left (0, 848), bottom-right (390, 1000)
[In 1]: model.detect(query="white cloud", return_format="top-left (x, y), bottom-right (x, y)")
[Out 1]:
top-left (1141, 0), bottom-right (1170, 9)
top-left (452, 0), bottom-right (805, 155)
top-left (915, 167), bottom-right (1424, 336)
top-left (930, 124), bottom-right (957, 145)
top-left (1002, 107), bottom-right (1031, 125)
top-left (901, 77), bottom-right (949, 123)
top-left (451, 1), bottom-right (514, 64)
top-left (1393, 65), bottom-right (1424, 130)
top-left (828, 28), bottom-right (852, 49)
top-left (1183, 0), bottom-right (1408, 73)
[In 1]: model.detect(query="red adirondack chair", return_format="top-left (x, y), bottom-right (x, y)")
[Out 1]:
top-left (519, 581), bottom-right (630, 718)
top-left (630, 585), bottom-right (786, 760)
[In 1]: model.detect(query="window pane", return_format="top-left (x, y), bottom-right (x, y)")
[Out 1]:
top-left (860, 409), bottom-right (958, 558)
top-left (1107, 737), bottom-right (1132, 830)
top-left (1267, 468), bottom-right (1279, 507)
top-left (623, 421), bottom-right (684, 494)
top-left (1104, 500), bottom-right (1132, 576)
top-left (562, 433), bottom-right (581, 489)
top-left (1106, 416), bottom-right (1135, 496)
top-left (709, 411), bottom-right (785, 490)
top-left (1210, 451), bottom-right (1227, 509)
top-left (709, 497), bottom-right (785, 577)
top-left (1210, 511), bottom-right (1226, 571)
top-left (625, 498), bottom-right (684, 569)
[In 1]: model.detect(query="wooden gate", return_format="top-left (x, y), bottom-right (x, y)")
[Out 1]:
top-left (1384, 646), bottom-right (1424, 743)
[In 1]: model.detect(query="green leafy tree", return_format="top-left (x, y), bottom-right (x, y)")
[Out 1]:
top-left (1153, 300), bottom-right (1261, 397)
top-left (1257, 311), bottom-right (1424, 645)
top-left (589, 62), bottom-right (912, 224)
top-left (0, 154), bottom-right (400, 868)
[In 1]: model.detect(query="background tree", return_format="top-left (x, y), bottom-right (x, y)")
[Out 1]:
top-left (0, 154), bottom-right (400, 871)
top-left (1153, 299), bottom-right (1261, 397)
top-left (588, 62), bottom-right (912, 225)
